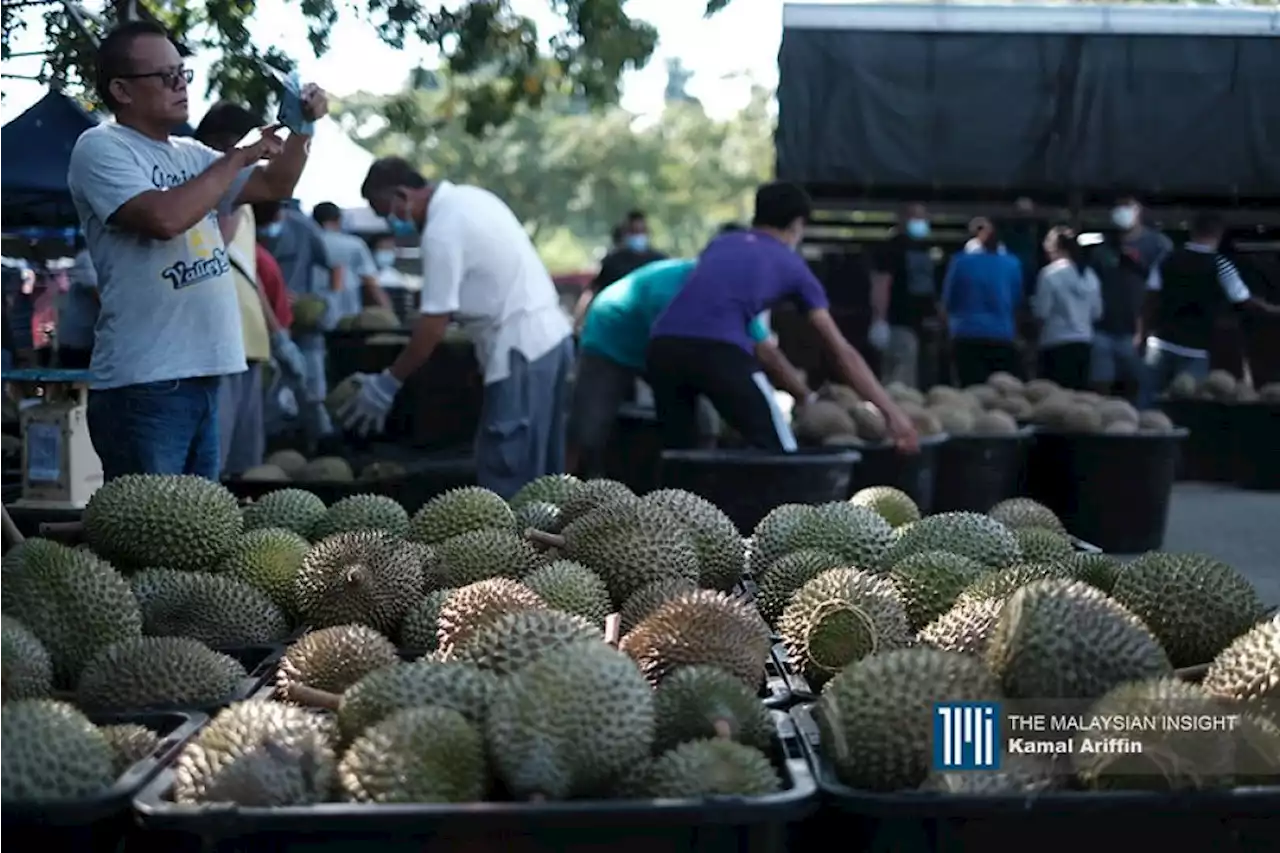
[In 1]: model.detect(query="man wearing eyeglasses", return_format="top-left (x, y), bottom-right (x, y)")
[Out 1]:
top-left (67, 20), bottom-right (328, 482)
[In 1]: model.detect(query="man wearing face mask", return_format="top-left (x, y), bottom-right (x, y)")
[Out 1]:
top-left (646, 181), bottom-right (919, 455)
top-left (870, 203), bottom-right (939, 389)
top-left (369, 232), bottom-right (416, 322)
top-left (1087, 196), bottom-right (1172, 399)
top-left (344, 157), bottom-right (575, 499)
top-left (591, 210), bottom-right (667, 294)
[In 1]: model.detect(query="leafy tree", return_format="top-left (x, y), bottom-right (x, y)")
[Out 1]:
top-left (336, 75), bottom-right (774, 269)
top-left (1, 0), bottom-right (732, 130)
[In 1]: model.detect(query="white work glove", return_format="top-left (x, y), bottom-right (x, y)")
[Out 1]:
top-left (270, 330), bottom-right (307, 385)
top-left (868, 319), bottom-right (891, 351)
top-left (336, 370), bottom-right (402, 437)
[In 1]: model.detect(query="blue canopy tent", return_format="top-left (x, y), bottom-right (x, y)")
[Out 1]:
top-left (1, 91), bottom-right (99, 228)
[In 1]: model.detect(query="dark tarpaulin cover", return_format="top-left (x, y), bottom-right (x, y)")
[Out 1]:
top-left (776, 28), bottom-right (1280, 200)
top-left (1, 91), bottom-right (99, 227)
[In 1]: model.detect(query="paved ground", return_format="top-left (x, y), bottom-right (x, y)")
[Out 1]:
top-left (1150, 482), bottom-right (1280, 607)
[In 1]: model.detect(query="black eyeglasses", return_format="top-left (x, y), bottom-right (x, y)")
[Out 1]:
top-left (117, 67), bottom-right (193, 90)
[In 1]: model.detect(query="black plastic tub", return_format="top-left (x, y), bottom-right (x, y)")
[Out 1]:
top-left (1158, 398), bottom-right (1234, 482)
top-left (1231, 402), bottom-right (1280, 492)
top-left (1, 710), bottom-right (206, 852)
top-left (218, 642), bottom-right (290, 695)
top-left (932, 429), bottom-right (1032, 513)
top-left (792, 705), bottom-right (1280, 852)
top-left (843, 434), bottom-right (947, 514)
top-left (1025, 428), bottom-right (1187, 554)
top-left (772, 643), bottom-right (817, 706)
top-left (658, 449), bottom-right (862, 534)
top-left (602, 404), bottom-right (664, 495)
top-left (132, 710), bottom-right (818, 853)
top-left (225, 444), bottom-right (476, 513)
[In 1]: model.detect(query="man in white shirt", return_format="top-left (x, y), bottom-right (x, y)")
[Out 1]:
top-left (340, 157), bottom-right (574, 499)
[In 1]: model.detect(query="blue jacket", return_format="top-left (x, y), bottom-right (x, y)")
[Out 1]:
top-left (942, 251), bottom-right (1024, 341)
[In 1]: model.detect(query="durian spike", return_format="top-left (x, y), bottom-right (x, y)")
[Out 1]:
top-left (1, 504), bottom-right (25, 546)
top-left (712, 719), bottom-right (733, 740)
top-left (282, 682), bottom-right (342, 711)
top-left (343, 565), bottom-right (369, 587)
top-left (604, 613), bottom-right (622, 647)
top-left (525, 529), bottom-right (566, 549)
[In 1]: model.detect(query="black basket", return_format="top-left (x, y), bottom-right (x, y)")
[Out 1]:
top-left (1231, 402), bottom-right (1280, 492)
top-left (602, 404), bottom-right (664, 495)
top-left (132, 710), bottom-right (818, 853)
top-left (843, 434), bottom-right (947, 514)
top-left (1025, 428), bottom-right (1187, 554)
top-left (771, 643), bottom-right (817, 706)
top-left (225, 444), bottom-right (476, 514)
top-left (658, 449), bottom-right (862, 534)
top-left (1159, 399), bottom-right (1234, 482)
top-left (792, 704), bottom-right (1280, 852)
top-left (932, 429), bottom-right (1032, 513)
top-left (1, 709), bottom-right (206, 852)
top-left (217, 641), bottom-right (292, 696)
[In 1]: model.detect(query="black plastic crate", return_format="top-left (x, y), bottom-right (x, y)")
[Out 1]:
top-left (1, 710), bottom-right (206, 852)
top-left (132, 709), bottom-right (818, 853)
top-left (218, 641), bottom-right (291, 695)
top-left (792, 704), bottom-right (1280, 852)
top-left (771, 643), bottom-right (817, 706)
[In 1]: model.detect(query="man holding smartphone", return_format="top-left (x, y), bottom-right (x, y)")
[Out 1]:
top-left (67, 20), bottom-right (327, 481)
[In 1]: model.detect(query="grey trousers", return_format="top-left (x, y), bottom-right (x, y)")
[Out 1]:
top-left (476, 337), bottom-right (575, 500)
top-left (218, 362), bottom-right (265, 477)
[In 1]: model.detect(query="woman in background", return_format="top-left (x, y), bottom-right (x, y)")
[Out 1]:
top-left (942, 222), bottom-right (1025, 385)
top-left (1032, 226), bottom-right (1102, 390)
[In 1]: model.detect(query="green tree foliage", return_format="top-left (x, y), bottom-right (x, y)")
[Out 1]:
top-left (1, 0), bottom-right (731, 129)
top-left (336, 78), bottom-right (775, 269)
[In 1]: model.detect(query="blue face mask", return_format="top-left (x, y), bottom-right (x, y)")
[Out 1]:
top-left (386, 215), bottom-right (417, 237)
top-left (625, 234), bottom-right (650, 252)
top-left (259, 221), bottom-right (283, 240)
top-left (906, 219), bottom-right (930, 240)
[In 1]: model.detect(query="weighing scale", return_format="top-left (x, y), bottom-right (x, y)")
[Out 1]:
top-left (4, 368), bottom-right (102, 511)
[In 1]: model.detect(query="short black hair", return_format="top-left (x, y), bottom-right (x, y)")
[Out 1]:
top-left (312, 202), bottom-right (342, 226)
top-left (752, 182), bottom-right (812, 231)
top-left (94, 20), bottom-right (172, 112)
top-left (370, 231), bottom-right (396, 245)
top-left (718, 222), bottom-right (745, 235)
top-left (194, 101), bottom-right (262, 147)
top-left (1191, 212), bottom-right (1226, 240)
top-left (625, 210), bottom-right (646, 223)
top-left (361, 157), bottom-right (427, 203)
top-left (610, 224), bottom-right (625, 244)
top-left (252, 200), bottom-right (283, 227)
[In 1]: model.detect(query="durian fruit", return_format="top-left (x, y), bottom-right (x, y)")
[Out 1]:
top-left (653, 665), bottom-right (773, 754)
top-left (297, 456), bottom-right (355, 482)
top-left (265, 449), bottom-right (308, 477)
top-left (218, 527), bottom-right (311, 618)
top-left (515, 501), bottom-right (564, 534)
top-left (987, 497), bottom-right (1066, 535)
top-left (130, 569), bottom-right (290, 647)
top-left (556, 478), bottom-right (636, 528)
top-left (1201, 614), bottom-right (1278, 723)
top-left (932, 405), bottom-right (976, 436)
top-left (920, 754), bottom-right (1060, 794)
top-left (643, 739), bottom-right (781, 798)
top-left (521, 561), bottom-right (612, 626)
top-left (277, 625), bottom-right (399, 697)
top-left (240, 464), bottom-right (290, 481)
top-left (765, 502), bottom-right (896, 571)
top-left (972, 410), bottom-right (1020, 435)
top-left (0, 537), bottom-right (68, 574)
top-left (1110, 552), bottom-right (1266, 668)
top-left (778, 568), bottom-right (912, 684)
top-left (1047, 552), bottom-right (1123, 593)
top-left (793, 400), bottom-right (857, 444)
top-left (917, 597), bottom-right (1005, 657)
top-left (1137, 409), bottom-right (1176, 433)
top-left (433, 529), bottom-right (542, 588)
top-left (986, 579), bottom-right (1172, 700)
top-left (337, 660), bottom-right (496, 744)
top-left (76, 637), bottom-right (248, 712)
top-left (310, 494), bottom-right (410, 540)
top-left (1012, 527), bottom-right (1075, 563)
top-left (1, 542), bottom-right (142, 686)
top-left (398, 589), bottom-right (453, 651)
top-left (886, 550), bottom-right (984, 632)
top-left (173, 700), bottom-right (336, 805)
top-left (325, 376), bottom-right (363, 419)
top-left (642, 488), bottom-right (745, 591)
top-left (956, 563), bottom-right (1072, 607)
top-left (621, 589), bottom-right (772, 689)
top-left (241, 489), bottom-right (327, 539)
top-left (754, 549), bottom-right (848, 626)
top-left (84, 474), bottom-right (242, 570)
top-left (294, 531), bottom-right (425, 634)
top-left (1, 616), bottom-right (53, 702)
top-left (339, 706), bottom-right (488, 803)
top-left (100, 723), bottom-right (161, 775)
top-left (816, 648), bottom-right (1002, 791)
top-left (436, 578), bottom-right (546, 660)
top-left (849, 486), bottom-right (922, 529)
top-left (486, 641), bottom-right (654, 800)
top-left (1203, 369), bottom-right (1238, 401)
top-left (408, 486), bottom-right (516, 545)
top-left (510, 473), bottom-right (583, 511)
top-left (292, 294), bottom-right (328, 331)
top-left (879, 511), bottom-right (1022, 570)
top-left (618, 577), bottom-right (698, 635)
top-left (1, 699), bottom-right (116, 801)
top-left (451, 609), bottom-right (599, 676)
top-left (748, 504), bottom-right (817, 573)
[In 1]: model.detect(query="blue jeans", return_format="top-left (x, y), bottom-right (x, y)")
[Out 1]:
top-left (1138, 346), bottom-right (1210, 409)
top-left (87, 376), bottom-right (221, 482)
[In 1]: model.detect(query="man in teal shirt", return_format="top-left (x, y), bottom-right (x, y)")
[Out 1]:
top-left (567, 230), bottom-right (811, 476)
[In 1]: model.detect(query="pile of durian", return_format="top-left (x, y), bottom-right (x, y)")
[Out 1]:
top-left (1163, 369), bottom-right (1280, 405)
top-left (237, 449), bottom-right (408, 484)
top-left (764, 488), bottom-right (1280, 794)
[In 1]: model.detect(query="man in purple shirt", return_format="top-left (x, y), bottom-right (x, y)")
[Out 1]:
top-left (646, 181), bottom-right (919, 453)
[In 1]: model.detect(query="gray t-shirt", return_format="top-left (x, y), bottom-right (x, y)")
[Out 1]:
top-left (67, 123), bottom-right (251, 389)
top-left (316, 230), bottom-right (376, 322)
top-left (266, 208), bottom-right (333, 297)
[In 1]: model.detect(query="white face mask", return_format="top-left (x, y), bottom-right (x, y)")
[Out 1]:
top-left (1111, 206), bottom-right (1138, 230)
top-left (374, 249), bottom-right (397, 268)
